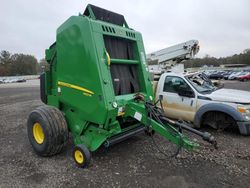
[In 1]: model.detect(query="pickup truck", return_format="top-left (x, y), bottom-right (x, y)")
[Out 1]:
top-left (154, 72), bottom-right (250, 135)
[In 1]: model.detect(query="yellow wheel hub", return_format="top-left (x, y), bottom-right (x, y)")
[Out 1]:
top-left (74, 150), bottom-right (85, 164)
top-left (33, 123), bottom-right (44, 144)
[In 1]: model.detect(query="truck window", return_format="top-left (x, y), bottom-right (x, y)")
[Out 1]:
top-left (163, 76), bottom-right (192, 93)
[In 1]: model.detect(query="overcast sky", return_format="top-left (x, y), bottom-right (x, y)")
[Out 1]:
top-left (1, 0), bottom-right (250, 60)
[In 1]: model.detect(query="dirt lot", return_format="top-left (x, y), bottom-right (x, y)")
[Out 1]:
top-left (0, 80), bottom-right (249, 188)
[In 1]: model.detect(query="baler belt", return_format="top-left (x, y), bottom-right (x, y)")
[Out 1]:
top-left (104, 36), bottom-right (134, 60)
top-left (110, 64), bottom-right (140, 95)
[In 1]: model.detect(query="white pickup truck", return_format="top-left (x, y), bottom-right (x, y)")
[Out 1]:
top-left (155, 72), bottom-right (250, 135)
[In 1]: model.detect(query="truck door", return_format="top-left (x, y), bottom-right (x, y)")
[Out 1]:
top-left (159, 76), bottom-right (197, 122)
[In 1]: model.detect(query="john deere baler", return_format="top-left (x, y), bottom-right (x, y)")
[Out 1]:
top-left (27, 4), bottom-right (215, 168)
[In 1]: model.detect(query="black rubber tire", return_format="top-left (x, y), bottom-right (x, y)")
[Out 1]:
top-left (27, 105), bottom-right (69, 156)
top-left (73, 144), bottom-right (91, 168)
top-left (202, 111), bottom-right (236, 130)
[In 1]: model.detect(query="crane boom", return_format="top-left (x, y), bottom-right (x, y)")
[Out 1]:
top-left (147, 40), bottom-right (199, 73)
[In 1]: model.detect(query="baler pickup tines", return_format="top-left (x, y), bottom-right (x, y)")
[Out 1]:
top-left (104, 125), bottom-right (146, 148)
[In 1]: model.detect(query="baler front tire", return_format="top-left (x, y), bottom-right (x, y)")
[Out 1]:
top-left (27, 105), bottom-right (69, 156)
top-left (73, 144), bottom-right (91, 168)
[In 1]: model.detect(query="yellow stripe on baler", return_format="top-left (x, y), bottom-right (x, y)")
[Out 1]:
top-left (58, 81), bottom-right (94, 95)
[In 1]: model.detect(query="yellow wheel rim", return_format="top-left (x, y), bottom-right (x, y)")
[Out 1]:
top-left (74, 150), bottom-right (85, 164)
top-left (33, 123), bottom-right (44, 144)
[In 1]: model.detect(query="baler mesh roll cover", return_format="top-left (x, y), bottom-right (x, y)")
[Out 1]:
top-left (110, 64), bottom-right (140, 95)
top-left (84, 4), bottom-right (126, 26)
top-left (104, 36), bottom-right (134, 60)
top-left (104, 36), bottom-right (140, 95)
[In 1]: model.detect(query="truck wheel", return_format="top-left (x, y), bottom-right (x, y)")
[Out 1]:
top-left (73, 144), bottom-right (91, 168)
top-left (202, 111), bottom-right (236, 131)
top-left (27, 105), bottom-right (69, 156)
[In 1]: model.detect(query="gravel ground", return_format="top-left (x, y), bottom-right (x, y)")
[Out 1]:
top-left (0, 80), bottom-right (249, 188)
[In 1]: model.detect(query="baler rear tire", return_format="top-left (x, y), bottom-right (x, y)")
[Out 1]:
top-left (27, 105), bottom-right (69, 156)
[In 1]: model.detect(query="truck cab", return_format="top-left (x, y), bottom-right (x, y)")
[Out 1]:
top-left (155, 72), bottom-right (250, 135)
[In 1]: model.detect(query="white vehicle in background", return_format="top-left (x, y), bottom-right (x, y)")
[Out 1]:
top-left (228, 71), bottom-right (243, 80)
top-left (0, 77), bottom-right (26, 84)
top-left (2, 78), bottom-right (12, 83)
top-left (154, 72), bottom-right (250, 135)
top-left (235, 71), bottom-right (250, 80)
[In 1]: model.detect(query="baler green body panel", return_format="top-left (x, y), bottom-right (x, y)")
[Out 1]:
top-left (56, 16), bottom-right (109, 125)
top-left (45, 12), bottom-right (154, 151)
top-left (44, 4), bottom-right (198, 152)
